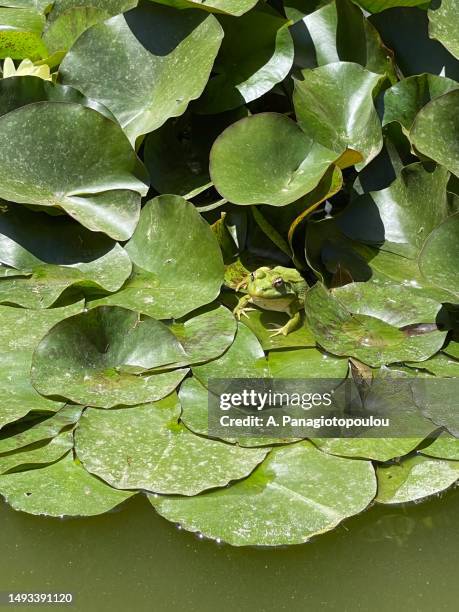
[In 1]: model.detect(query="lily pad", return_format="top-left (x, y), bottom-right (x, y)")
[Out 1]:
top-left (418, 213), bottom-right (459, 298)
top-left (196, 6), bottom-right (293, 114)
top-left (268, 348), bottom-right (349, 379)
top-left (428, 0), bottom-right (459, 60)
top-left (210, 113), bottom-right (337, 206)
top-left (293, 62), bottom-right (383, 167)
top-left (0, 102), bottom-right (148, 240)
top-left (150, 441), bottom-right (376, 546)
top-left (337, 163), bottom-right (451, 259)
top-left (0, 301), bottom-right (83, 430)
top-left (148, 0), bottom-right (258, 16)
top-left (168, 305), bottom-right (236, 366)
top-left (376, 454), bottom-right (459, 504)
top-left (0, 75), bottom-right (115, 120)
top-left (355, 0), bottom-right (428, 11)
top-left (0, 432), bottom-right (74, 475)
top-left (0, 452), bottom-right (135, 516)
top-left (192, 323), bottom-right (268, 387)
top-left (406, 353), bottom-right (459, 378)
top-left (410, 90), bottom-right (459, 178)
top-left (75, 394), bottom-right (269, 495)
top-left (420, 432), bottom-right (459, 461)
top-left (305, 283), bottom-right (446, 367)
top-left (103, 195), bottom-right (225, 319)
top-left (43, 0), bottom-right (137, 54)
top-left (383, 73), bottom-right (459, 132)
top-left (0, 7), bottom-right (48, 60)
top-left (0, 202), bottom-right (132, 308)
top-left (313, 438), bottom-right (429, 463)
top-left (60, 2), bottom-right (223, 144)
top-left (0, 404), bottom-right (82, 454)
top-left (31, 306), bottom-right (189, 409)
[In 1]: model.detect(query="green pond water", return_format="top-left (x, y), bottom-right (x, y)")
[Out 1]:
top-left (1, 487), bottom-right (458, 612)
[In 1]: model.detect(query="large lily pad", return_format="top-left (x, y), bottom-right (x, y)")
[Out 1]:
top-left (150, 441), bottom-right (376, 546)
top-left (0, 7), bottom-right (47, 59)
top-left (293, 62), bottom-right (383, 167)
top-left (210, 113), bottom-right (337, 206)
top-left (192, 323), bottom-right (268, 387)
top-left (314, 438), bottom-right (429, 463)
top-left (0, 202), bottom-right (132, 308)
top-left (196, 6), bottom-right (293, 114)
top-left (428, 0), bottom-right (459, 60)
top-left (0, 301), bottom-right (83, 430)
top-left (60, 2), bottom-right (223, 144)
top-left (75, 394), bottom-right (268, 495)
top-left (305, 283), bottom-right (446, 367)
top-left (96, 196), bottom-right (225, 320)
top-left (31, 306), bottom-right (189, 408)
top-left (383, 73), bottom-right (459, 132)
top-left (410, 90), bottom-right (459, 178)
top-left (0, 452), bottom-right (135, 516)
top-left (376, 454), bottom-right (459, 504)
top-left (0, 102), bottom-right (148, 240)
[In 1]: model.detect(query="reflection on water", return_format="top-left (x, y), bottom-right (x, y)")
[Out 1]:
top-left (1, 487), bottom-right (458, 612)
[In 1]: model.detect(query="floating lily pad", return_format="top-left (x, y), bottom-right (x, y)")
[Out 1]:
top-left (313, 438), bottom-right (429, 463)
top-left (0, 102), bottom-right (148, 240)
top-left (428, 0), bottom-right (459, 60)
top-left (43, 0), bottom-right (137, 54)
top-left (293, 62), bottom-right (383, 167)
top-left (31, 306), bottom-right (189, 408)
top-left (0, 7), bottom-right (48, 59)
top-left (268, 348), bottom-right (349, 379)
top-left (150, 441), bottom-right (376, 546)
top-left (60, 2), bottom-right (223, 144)
top-left (75, 394), bottom-right (268, 495)
top-left (0, 432), bottom-right (74, 475)
top-left (376, 454), bottom-right (459, 504)
top-left (331, 281), bottom-right (442, 328)
top-left (418, 213), bottom-right (459, 298)
top-left (355, 0), bottom-right (429, 11)
top-left (0, 453), bottom-right (135, 516)
top-left (0, 404), bottom-right (82, 454)
top-left (0, 301), bottom-right (83, 430)
top-left (168, 305), bottom-right (236, 366)
top-left (305, 283), bottom-right (446, 367)
top-left (410, 90), bottom-right (459, 178)
top-left (192, 323), bottom-right (268, 387)
top-left (105, 196), bottom-right (225, 319)
top-left (196, 6), bottom-right (293, 114)
top-left (383, 73), bottom-right (459, 132)
top-left (337, 163), bottom-right (451, 259)
top-left (0, 202), bottom-right (132, 308)
top-left (420, 432), bottom-right (459, 461)
top-left (406, 353), bottom-right (459, 378)
top-left (210, 113), bottom-right (337, 206)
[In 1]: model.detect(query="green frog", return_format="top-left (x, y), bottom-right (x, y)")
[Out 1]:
top-left (233, 266), bottom-right (307, 337)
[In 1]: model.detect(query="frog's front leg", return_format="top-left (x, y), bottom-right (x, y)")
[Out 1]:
top-left (233, 294), bottom-right (255, 320)
top-left (269, 310), bottom-right (301, 337)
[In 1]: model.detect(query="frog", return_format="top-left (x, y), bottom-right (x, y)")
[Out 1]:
top-left (233, 266), bottom-right (307, 337)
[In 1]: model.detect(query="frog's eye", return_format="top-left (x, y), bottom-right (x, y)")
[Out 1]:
top-left (272, 277), bottom-right (284, 288)
top-left (250, 272), bottom-right (255, 282)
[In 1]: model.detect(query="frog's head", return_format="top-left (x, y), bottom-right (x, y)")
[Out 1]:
top-left (246, 266), bottom-right (298, 300)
